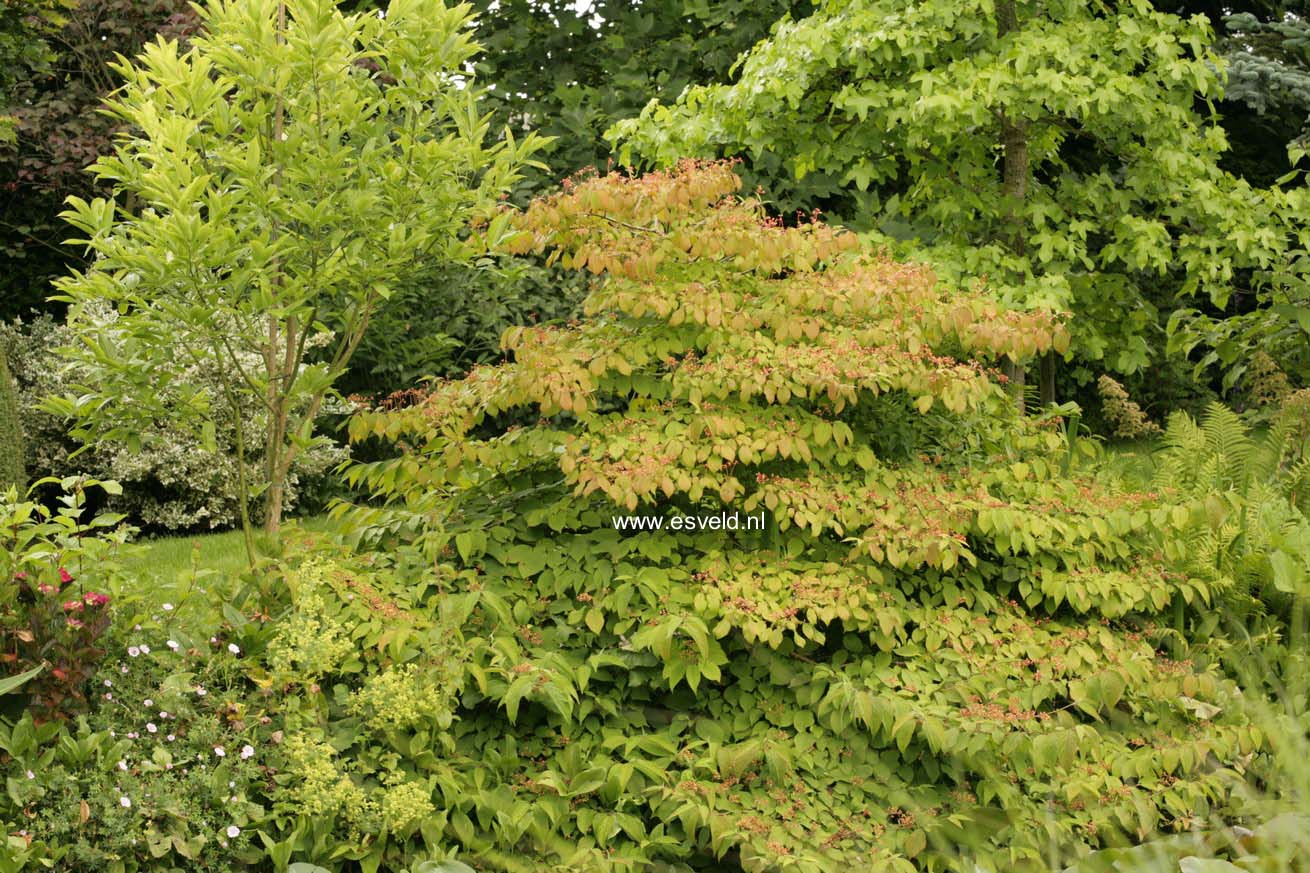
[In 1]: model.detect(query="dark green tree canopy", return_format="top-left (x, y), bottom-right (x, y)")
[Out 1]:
top-left (461, 0), bottom-right (811, 198)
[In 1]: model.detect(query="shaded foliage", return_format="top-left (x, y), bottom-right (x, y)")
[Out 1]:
top-left (0, 0), bottom-right (199, 320)
top-left (462, 0), bottom-right (813, 201)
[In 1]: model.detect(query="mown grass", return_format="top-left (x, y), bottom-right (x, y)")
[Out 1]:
top-left (123, 514), bottom-right (341, 582)
top-left (118, 514), bottom-right (344, 636)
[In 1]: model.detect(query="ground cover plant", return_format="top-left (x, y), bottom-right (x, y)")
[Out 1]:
top-left (338, 162), bottom-right (1270, 871)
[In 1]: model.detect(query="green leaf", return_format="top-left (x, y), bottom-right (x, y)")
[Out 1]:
top-left (1178, 859), bottom-right (1244, 873)
top-left (1269, 549), bottom-right (1305, 594)
top-left (0, 665), bottom-right (43, 697)
top-left (414, 862), bottom-right (477, 873)
top-left (904, 828), bottom-right (927, 859)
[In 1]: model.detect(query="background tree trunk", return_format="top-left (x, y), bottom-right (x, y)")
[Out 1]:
top-left (996, 0), bottom-right (1042, 411)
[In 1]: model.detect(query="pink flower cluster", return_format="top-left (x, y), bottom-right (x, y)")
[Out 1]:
top-left (59, 587), bottom-right (111, 628)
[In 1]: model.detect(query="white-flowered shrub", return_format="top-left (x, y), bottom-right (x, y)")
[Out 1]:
top-left (1, 308), bottom-right (347, 530)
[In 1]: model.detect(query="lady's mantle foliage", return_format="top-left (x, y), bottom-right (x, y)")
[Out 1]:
top-left (351, 163), bottom-right (1256, 871)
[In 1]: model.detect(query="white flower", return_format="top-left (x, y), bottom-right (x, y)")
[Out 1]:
top-left (226, 825), bottom-right (240, 838)
top-left (162, 603), bottom-right (174, 611)
top-left (159, 711), bottom-right (168, 719)
top-left (119, 796), bottom-right (131, 808)
top-left (25, 770), bottom-right (34, 779)
top-left (146, 723), bottom-right (157, 734)
top-left (143, 699), bottom-right (153, 707)
top-left (139, 644), bottom-right (150, 654)
top-left (213, 746), bottom-right (225, 757)
top-left (118, 760), bottom-right (128, 771)
top-left (127, 646), bottom-right (140, 657)
top-left (167, 640), bottom-right (179, 651)
top-left (103, 679), bottom-right (112, 687)
top-left (195, 686), bottom-right (207, 696)
top-left (227, 643), bottom-right (240, 655)
top-left (167, 734), bottom-right (175, 742)
top-left (240, 744), bottom-right (255, 760)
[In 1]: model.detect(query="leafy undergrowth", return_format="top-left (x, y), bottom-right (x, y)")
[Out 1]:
top-left (6, 163), bottom-right (1309, 873)
top-left (337, 162), bottom-right (1272, 871)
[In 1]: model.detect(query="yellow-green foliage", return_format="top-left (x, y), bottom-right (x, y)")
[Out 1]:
top-left (266, 562), bottom-right (357, 683)
top-left (0, 339), bottom-right (24, 491)
top-left (260, 553), bottom-right (469, 862)
top-left (1245, 351), bottom-right (1295, 409)
top-left (1098, 374), bottom-right (1162, 440)
top-left (343, 163), bottom-right (1259, 872)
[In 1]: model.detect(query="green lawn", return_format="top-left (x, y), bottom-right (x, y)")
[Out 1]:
top-left (118, 514), bottom-right (344, 635)
top-left (124, 514), bottom-right (343, 580)
top-left (122, 525), bottom-right (252, 584)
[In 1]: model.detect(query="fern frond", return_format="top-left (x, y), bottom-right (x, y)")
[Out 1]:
top-left (1200, 402), bottom-right (1253, 489)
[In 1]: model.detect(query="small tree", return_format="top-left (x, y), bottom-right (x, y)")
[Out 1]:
top-left (51, 0), bottom-right (544, 550)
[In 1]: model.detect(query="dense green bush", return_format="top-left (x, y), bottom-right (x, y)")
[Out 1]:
top-left (1, 311), bottom-right (346, 531)
top-left (338, 163), bottom-right (1264, 870)
top-left (0, 338), bottom-right (21, 491)
top-left (341, 258), bottom-right (587, 398)
top-left (0, 316), bottom-right (72, 489)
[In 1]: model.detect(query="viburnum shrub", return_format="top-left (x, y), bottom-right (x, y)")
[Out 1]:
top-left (347, 163), bottom-right (1259, 871)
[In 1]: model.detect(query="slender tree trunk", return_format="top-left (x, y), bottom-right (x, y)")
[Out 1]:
top-left (996, 0), bottom-right (1036, 412)
top-left (264, 0), bottom-right (289, 535)
top-left (1039, 351), bottom-right (1056, 407)
top-left (224, 377), bottom-right (258, 566)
